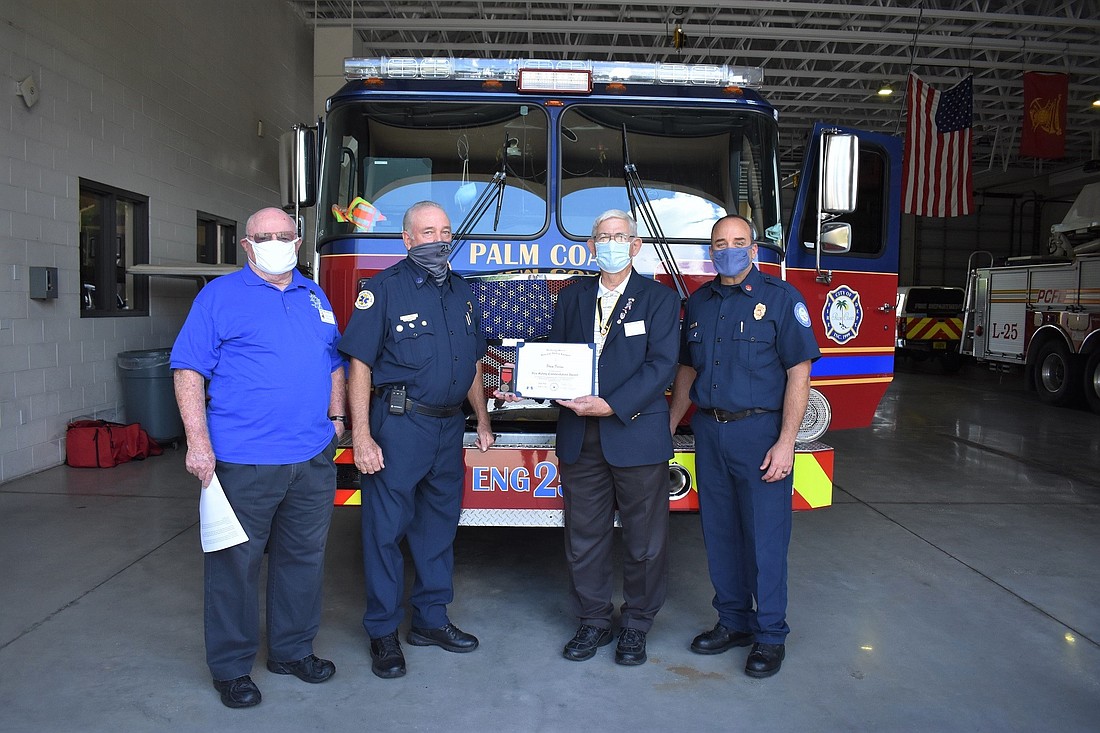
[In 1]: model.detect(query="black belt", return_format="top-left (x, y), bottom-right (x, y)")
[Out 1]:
top-left (372, 386), bottom-right (463, 418)
top-left (703, 407), bottom-right (772, 423)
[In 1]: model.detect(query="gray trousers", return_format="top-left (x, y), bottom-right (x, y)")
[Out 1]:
top-left (559, 418), bottom-right (670, 633)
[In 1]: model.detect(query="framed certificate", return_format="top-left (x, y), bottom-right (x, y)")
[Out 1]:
top-left (513, 341), bottom-right (596, 400)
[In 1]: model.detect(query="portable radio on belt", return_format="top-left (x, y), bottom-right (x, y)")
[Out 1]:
top-left (388, 387), bottom-right (407, 415)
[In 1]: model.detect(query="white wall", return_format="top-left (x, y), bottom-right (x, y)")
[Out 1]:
top-left (0, 0), bottom-right (314, 481)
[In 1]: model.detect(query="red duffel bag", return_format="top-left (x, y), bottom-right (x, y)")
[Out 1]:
top-left (66, 420), bottom-right (163, 468)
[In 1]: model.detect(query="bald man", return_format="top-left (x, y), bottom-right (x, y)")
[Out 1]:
top-left (172, 207), bottom-right (346, 707)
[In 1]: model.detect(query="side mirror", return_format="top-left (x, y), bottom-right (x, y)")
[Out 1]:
top-left (280, 125), bottom-right (317, 209)
top-left (821, 133), bottom-right (858, 214)
top-left (821, 222), bottom-right (852, 254)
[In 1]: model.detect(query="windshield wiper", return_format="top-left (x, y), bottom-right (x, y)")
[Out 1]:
top-left (621, 124), bottom-right (688, 301)
top-left (450, 134), bottom-right (508, 262)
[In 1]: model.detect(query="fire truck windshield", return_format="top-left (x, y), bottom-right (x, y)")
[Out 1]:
top-left (317, 99), bottom-right (781, 251)
top-left (319, 101), bottom-right (549, 242)
top-left (560, 105), bottom-right (779, 242)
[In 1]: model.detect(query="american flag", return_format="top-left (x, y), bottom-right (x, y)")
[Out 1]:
top-left (902, 73), bottom-right (973, 217)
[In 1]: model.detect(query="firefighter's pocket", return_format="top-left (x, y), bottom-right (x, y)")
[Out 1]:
top-left (686, 328), bottom-right (705, 365)
top-left (391, 319), bottom-right (435, 367)
top-left (734, 321), bottom-right (777, 369)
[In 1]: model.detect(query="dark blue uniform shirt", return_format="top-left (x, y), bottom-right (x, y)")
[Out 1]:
top-left (338, 258), bottom-right (486, 408)
top-left (680, 267), bottom-right (820, 412)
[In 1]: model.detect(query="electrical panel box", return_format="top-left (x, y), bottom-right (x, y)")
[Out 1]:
top-left (29, 266), bottom-right (58, 299)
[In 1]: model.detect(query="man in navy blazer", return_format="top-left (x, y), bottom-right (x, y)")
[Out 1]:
top-left (550, 209), bottom-right (680, 666)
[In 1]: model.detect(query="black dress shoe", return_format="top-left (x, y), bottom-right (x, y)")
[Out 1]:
top-left (690, 623), bottom-right (754, 655)
top-left (615, 628), bottom-right (648, 666)
top-left (266, 653), bottom-right (336, 683)
top-left (212, 674), bottom-right (261, 708)
top-left (370, 632), bottom-right (406, 679)
top-left (407, 622), bottom-right (479, 653)
top-left (562, 624), bottom-right (612, 661)
top-left (745, 642), bottom-right (785, 678)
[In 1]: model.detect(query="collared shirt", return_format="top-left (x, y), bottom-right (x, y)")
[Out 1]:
top-left (171, 266), bottom-right (343, 464)
top-left (679, 267), bottom-right (820, 413)
top-left (338, 258), bottom-right (486, 407)
top-left (594, 270), bottom-right (630, 356)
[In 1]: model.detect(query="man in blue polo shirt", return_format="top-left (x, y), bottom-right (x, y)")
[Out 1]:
top-left (171, 207), bottom-right (346, 708)
top-left (669, 214), bottom-right (820, 679)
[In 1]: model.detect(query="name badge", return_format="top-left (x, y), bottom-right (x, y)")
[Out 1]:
top-left (319, 309), bottom-right (336, 324)
top-left (623, 320), bottom-right (646, 337)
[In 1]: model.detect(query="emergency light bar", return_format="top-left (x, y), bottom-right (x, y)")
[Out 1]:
top-left (344, 57), bottom-right (764, 89)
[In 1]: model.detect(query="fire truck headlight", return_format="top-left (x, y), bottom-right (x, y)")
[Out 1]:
top-left (798, 388), bottom-right (831, 443)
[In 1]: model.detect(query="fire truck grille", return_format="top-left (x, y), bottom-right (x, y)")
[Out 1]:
top-left (468, 277), bottom-right (579, 341)
top-left (467, 275), bottom-right (584, 394)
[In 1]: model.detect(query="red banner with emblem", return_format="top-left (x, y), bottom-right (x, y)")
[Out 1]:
top-left (1020, 71), bottom-right (1068, 159)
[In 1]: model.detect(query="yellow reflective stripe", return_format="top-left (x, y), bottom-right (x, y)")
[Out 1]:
top-left (793, 452), bottom-right (832, 509)
top-left (336, 489), bottom-right (361, 506)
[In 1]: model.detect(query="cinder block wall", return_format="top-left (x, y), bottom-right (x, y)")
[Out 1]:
top-left (0, 0), bottom-right (314, 481)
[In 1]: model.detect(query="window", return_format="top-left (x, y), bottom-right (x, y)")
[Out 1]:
top-left (316, 102), bottom-right (549, 242)
top-left (798, 144), bottom-right (889, 257)
top-left (558, 105), bottom-right (779, 242)
top-left (79, 180), bottom-right (149, 316)
top-left (197, 212), bottom-right (237, 264)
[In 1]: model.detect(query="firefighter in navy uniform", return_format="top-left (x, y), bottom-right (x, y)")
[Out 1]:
top-left (339, 201), bottom-right (494, 680)
top-left (669, 214), bottom-right (820, 679)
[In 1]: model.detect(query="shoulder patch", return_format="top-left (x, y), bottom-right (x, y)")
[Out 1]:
top-left (355, 290), bottom-right (375, 310)
top-left (794, 302), bottom-right (811, 328)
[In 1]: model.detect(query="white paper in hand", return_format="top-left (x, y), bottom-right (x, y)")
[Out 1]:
top-left (199, 472), bottom-right (249, 552)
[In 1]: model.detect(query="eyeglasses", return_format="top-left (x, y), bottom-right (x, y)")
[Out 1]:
top-left (594, 233), bottom-right (636, 244)
top-left (249, 232), bottom-right (298, 243)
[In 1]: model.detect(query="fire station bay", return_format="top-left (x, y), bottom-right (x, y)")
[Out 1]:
top-left (3, 2), bottom-right (1099, 731)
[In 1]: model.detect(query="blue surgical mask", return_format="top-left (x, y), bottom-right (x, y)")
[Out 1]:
top-left (711, 246), bottom-right (753, 277)
top-left (595, 240), bottom-right (632, 273)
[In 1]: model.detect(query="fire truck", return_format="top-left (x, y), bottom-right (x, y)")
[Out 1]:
top-left (961, 183), bottom-right (1100, 412)
top-left (283, 57), bottom-right (903, 525)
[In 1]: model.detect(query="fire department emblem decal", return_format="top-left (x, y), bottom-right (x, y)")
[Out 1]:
top-left (822, 285), bottom-right (862, 344)
top-left (355, 289), bottom-right (375, 310)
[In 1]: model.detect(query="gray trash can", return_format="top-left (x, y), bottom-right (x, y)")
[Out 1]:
top-left (116, 348), bottom-right (183, 443)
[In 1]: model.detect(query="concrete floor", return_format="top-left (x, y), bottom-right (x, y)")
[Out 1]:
top-left (2, 365), bottom-right (1099, 732)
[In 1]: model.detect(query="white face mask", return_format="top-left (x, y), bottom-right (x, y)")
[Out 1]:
top-left (247, 238), bottom-right (299, 275)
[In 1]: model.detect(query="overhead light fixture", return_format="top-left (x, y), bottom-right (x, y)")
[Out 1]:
top-left (1092, 98), bottom-right (1100, 108)
top-left (877, 81), bottom-right (894, 96)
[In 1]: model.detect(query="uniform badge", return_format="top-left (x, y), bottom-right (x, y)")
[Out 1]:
top-left (794, 302), bottom-right (812, 328)
top-left (355, 290), bottom-right (375, 310)
top-left (753, 303), bottom-right (766, 320)
top-left (744, 284), bottom-right (753, 292)
top-left (822, 285), bottom-right (863, 344)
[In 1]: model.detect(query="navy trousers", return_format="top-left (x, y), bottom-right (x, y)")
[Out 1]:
top-left (205, 438), bottom-right (337, 681)
top-left (691, 410), bottom-right (792, 645)
top-left (360, 400), bottom-right (465, 638)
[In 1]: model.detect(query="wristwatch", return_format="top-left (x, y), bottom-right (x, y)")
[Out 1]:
top-left (328, 415), bottom-right (348, 427)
